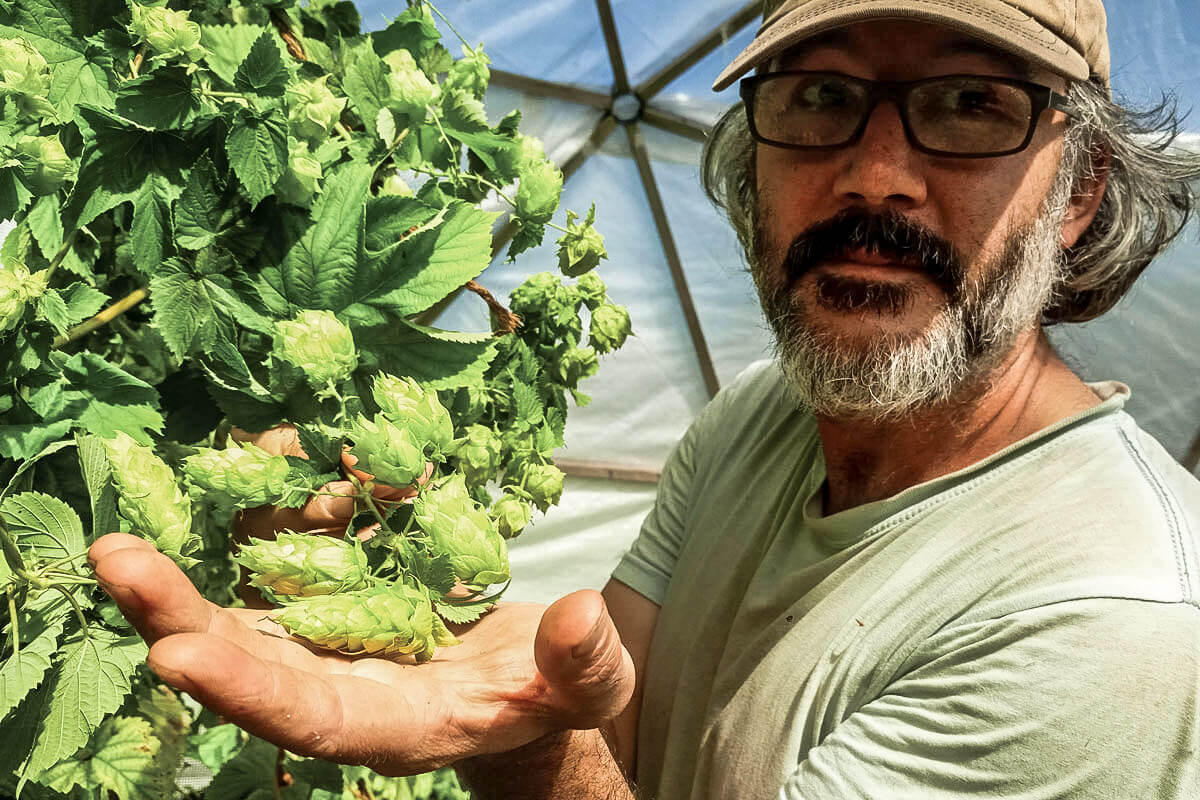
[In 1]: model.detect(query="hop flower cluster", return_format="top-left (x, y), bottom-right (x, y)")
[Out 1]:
top-left (102, 432), bottom-right (200, 567)
top-left (0, 38), bottom-right (54, 119)
top-left (0, 261), bottom-right (47, 333)
top-left (236, 533), bottom-right (370, 597)
top-left (384, 50), bottom-right (437, 116)
top-left (128, 4), bottom-right (206, 63)
top-left (348, 413), bottom-right (426, 488)
top-left (556, 205), bottom-right (608, 277)
top-left (272, 310), bottom-right (358, 390)
top-left (413, 475), bottom-right (509, 590)
top-left (275, 141), bottom-right (323, 207)
top-left (183, 440), bottom-right (292, 511)
top-left (287, 76), bottom-right (347, 144)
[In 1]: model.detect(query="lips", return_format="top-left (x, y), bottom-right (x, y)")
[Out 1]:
top-left (820, 247), bottom-right (924, 271)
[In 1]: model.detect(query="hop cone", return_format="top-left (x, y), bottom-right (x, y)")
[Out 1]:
top-left (272, 583), bottom-right (459, 662)
top-left (523, 464), bottom-right (565, 513)
top-left (588, 303), bottom-right (632, 354)
top-left (556, 205), bottom-right (608, 277)
top-left (128, 5), bottom-right (206, 62)
top-left (456, 424), bottom-right (503, 486)
top-left (383, 50), bottom-right (437, 115)
top-left (273, 309), bottom-right (358, 390)
top-left (184, 441), bottom-right (292, 511)
top-left (372, 374), bottom-right (454, 459)
top-left (348, 413), bottom-right (426, 488)
top-left (575, 271), bottom-right (607, 310)
top-left (102, 432), bottom-right (200, 567)
top-left (553, 346), bottom-right (599, 388)
top-left (15, 135), bottom-right (72, 195)
top-left (414, 475), bottom-right (510, 590)
top-left (0, 261), bottom-right (45, 333)
top-left (516, 160), bottom-right (563, 224)
top-left (275, 141), bottom-right (323, 206)
top-left (491, 491), bottom-right (532, 539)
top-left (0, 38), bottom-right (48, 98)
top-left (235, 532), bottom-right (370, 597)
top-left (287, 75), bottom-right (347, 143)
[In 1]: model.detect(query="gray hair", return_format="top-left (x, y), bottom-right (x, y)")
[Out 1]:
top-left (701, 78), bottom-right (1200, 324)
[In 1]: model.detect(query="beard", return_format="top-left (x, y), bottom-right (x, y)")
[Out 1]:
top-left (751, 175), bottom-right (1074, 422)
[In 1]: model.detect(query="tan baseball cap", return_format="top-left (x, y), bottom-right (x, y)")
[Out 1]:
top-left (712, 0), bottom-right (1110, 91)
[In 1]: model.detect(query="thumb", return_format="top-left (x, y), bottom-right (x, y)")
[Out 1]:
top-left (534, 590), bottom-right (635, 729)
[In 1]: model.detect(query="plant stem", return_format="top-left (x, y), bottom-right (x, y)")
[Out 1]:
top-left (335, 121), bottom-right (354, 142)
top-left (7, 589), bottom-right (19, 656)
top-left (43, 228), bottom-right (79, 284)
top-left (52, 585), bottom-right (88, 633)
top-left (0, 517), bottom-right (28, 579)
top-left (53, 287), bottom-right (148, 348)
top-left (426, 1), bottom-right (473, 52)
top-left (129, 46), bottom-right (147, 80)
top-left (41, 572), bottom-right (97, 586)
top-left (38, 550), bottom-right (89, 573)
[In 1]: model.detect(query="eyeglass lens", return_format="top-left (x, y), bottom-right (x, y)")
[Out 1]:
top-left (751, 74), bottom-right (1036, 154)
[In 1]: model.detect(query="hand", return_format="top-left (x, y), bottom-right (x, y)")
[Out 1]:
top-left (88, 533), bottom-right (636, 776)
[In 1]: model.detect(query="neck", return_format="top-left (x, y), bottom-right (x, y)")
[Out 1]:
top-left (815, 329), bottom-right (1102, 514)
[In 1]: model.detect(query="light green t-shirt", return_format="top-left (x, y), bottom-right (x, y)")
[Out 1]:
top-left (612, 361), bottom-right (1200, 800)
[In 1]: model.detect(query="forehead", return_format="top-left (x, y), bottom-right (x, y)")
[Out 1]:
top-left (769, 20), bottom-right (1045, 82)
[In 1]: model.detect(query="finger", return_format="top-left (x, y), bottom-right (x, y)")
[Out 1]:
top-left (88, 532), bottom-right (156, 564)
top-left (231, 424), bottom-right (305, 457)
top-left (534, 590), bottom-right (636, 729)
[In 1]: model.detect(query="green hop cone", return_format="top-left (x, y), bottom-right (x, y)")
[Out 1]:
top-left (516, 159), bottom-right (563, 224)
top-left (128, 4), bottom-right (207, 63)
top-left (455, 424), bottom-right (503, 487)
top-left (183, 440), bottom-right (292, 510)
top-left (413, 474), bottom-right (510, 590)
top-left (275, 141), bottom-right (323, 206)
top-left (0, 261), bottom-right (46, 333)
top-left (383, 50), bottom-right (437, 116)
top-left (272, 309), bottom-right (358, 390)
top-left (553, 346), bottom-right (599, 388)
top-left (272, 583), bottom-right (458, 662)
top-left (348, 414), bottom-right (426, 488)
top-left (522, 463), bottom-right (565, 513)
top-left (379, 172), bottom-right (414, 197)
top-left (555, 205), bottom-right (608, 277)
top-left (372, 374), bottom-right (454, 460)
top-left (490, 491), bottom-right (533, 539)
top-left (575, 271), bottom-right (608, 310)
top-left (509, 271), bottom-right (560, 318)
top-left (445, 47), bottom-right (490, 98)
top-left (287, 75), bottom-right (347, 143)
top-left (235, 532), bottom-right (370, 597)
top-left (588, 303), bottom-right (632, 355)
top-left (0, 37), bottom-right (51, 116)
top-left (15, 135), bottom-right (73, 196)
top-left (102, 432), bottom-right (200, 567)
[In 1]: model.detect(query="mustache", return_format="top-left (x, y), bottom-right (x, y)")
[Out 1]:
top-left (781, 209), bottom-right (966, 300)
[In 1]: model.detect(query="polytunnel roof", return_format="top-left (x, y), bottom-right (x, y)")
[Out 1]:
top-left (356, 0), bottom-right (1200, 481)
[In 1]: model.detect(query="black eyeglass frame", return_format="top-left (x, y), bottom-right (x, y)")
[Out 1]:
top-left (739, 71), bottom-right (1076, 159)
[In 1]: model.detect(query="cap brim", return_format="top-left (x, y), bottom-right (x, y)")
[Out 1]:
top-left (713, 0), bottom-right (1090, 91)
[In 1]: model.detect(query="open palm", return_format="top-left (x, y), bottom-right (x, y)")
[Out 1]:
top-left (88, 533), bottom-right (634, 777)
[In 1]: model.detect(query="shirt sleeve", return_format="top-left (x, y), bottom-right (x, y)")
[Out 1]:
top-left (780, 598), bottom-right (1200, 800)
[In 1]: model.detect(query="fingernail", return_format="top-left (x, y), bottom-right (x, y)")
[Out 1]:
top-left (571, 614), bottom-right (607, 661)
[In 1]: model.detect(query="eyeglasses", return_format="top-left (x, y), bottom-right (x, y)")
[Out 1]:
top-left (739, 71), bottom-right (1075, 158)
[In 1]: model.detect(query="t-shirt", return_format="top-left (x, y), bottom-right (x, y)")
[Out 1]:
top-left (612, 360), bottom-right (1200, 800)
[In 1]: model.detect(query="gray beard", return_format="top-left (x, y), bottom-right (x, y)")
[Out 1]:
top-left (752, 177), bottom-right (1074, 422)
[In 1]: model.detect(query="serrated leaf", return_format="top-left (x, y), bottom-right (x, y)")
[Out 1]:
top-left (261, 161), bottom-right (372, 311)
top-left (296, 424), bottom-right (343, 473)
top-left (226, 107), bottom-right (288, 207)
top-left (0, 421), bottom-right (72, 461)
top-left (58, 353), bottom-right (164, 443)
top-left (0, 609), bottom-right (67, 722)
top-left (77, 434), bottom-right (120, 541)
top-left (134, 685), bottom-right (192, 798)
top-left (204, 735), bottom-right (313, 800)
top-left (234, 31), bottom-right (289, 97)
top-left (19, 628), bottom-right (148, 778)
top-left (0, 491), bottom-right (85, 559)
top-left (201, 24), bottom-right (273, 87)
top-left (149, 260), bottom-right (236, 359)
top-left (342, 38), bottom-right (390, 138)
top-left (434, 600), bottom-right (488, 625)
top-left (36, 289), bottom-right (71, 334)
top-left (363, 194), bottom-right (440, 256)
top-left (355, 320), bottom-right (498, 391)
top-left (130, 174), bottom-right (175, 273)
top-left (116, 67), bottom-right (202, 129)
top-left (189, 723), bottom-right (244, 775)
top-left (512, 379), bottom-right (544, 431)
top-left (174, 155), bottom-right (225, 250)
top-left (37, 715), bottom-right (161, 800)
top-left (57, 283), bottom-right (107, 328)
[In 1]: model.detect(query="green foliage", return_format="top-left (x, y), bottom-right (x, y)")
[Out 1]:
top-left (0, 0), bottom-right (632, 796)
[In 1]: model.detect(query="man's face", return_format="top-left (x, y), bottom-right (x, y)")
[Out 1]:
top-left (750, 19), bottom-right (1079, 418)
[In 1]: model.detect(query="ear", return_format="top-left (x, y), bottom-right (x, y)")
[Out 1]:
top-left (1060, 144), bottom-right (1110, 248)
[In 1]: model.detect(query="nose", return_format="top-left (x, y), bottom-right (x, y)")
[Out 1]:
top-left (831, 100), bottom-right (928, 209)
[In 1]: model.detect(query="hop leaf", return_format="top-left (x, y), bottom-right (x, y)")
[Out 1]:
top-left (490, 490), bottom-right (532, 538)
top-left (286, 75), bottom-right (347, 144)
top-left (274, 141), bottom-right (323, 207)
top-left (575, 271), bottom-right (608, 310)
top-left (235, 532), bottom-right (371, 597)
top-left (588, 303), bottom-right (632, 354)
top-left (15, 134), bottom-right (74, 196)
top-left (272, 310), bottom-right (359, 390)
top-left (272, 583), bottom-right (458, 662)
top-left (372, 374), bottom-right (455, 460)
top-left (128, 4), bottom-right (207, 63)
top-left (455, 424), bottom-right (502, 486)
top-left (515, 159), bottom-right (563, 224)
top-left (413, 474), bottom-right (509, 590)
top-left (183, 440), bottom-right (292, 511)
top-left (555, 205), bottom-right (607, 277)
top-left (0, 260), bottom-right (46, 333)
top-left (522, 463), bottom-right (564, 513)
top-left (102, 432), bottom-right (200, 567)
top-left (348, 413), bottom-right (427, 488)
top-left (383, 49), bottom-right (437, 116)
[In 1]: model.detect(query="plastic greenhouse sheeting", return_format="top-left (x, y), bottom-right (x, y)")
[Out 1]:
top-left (348, 0), bottom-right (1200, 605)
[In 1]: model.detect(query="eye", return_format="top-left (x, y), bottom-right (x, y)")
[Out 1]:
top-left (796, 78), bottom-right (854, 109)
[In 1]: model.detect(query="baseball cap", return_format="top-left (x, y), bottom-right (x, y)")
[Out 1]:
top-left (712, 0), bottom-right (1110, 91)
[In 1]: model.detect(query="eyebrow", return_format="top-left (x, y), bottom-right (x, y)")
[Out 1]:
top-left (772, 31), bottom-right (1036, 80)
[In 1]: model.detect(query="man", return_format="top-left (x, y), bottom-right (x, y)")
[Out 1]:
top-left (89, 0), bottom-right (1200, 797)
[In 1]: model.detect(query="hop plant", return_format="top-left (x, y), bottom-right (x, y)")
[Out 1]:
top-left (272, 310), bottom-right (358, 390)
top-left (235, 532), bottom-right (371, 597)
top-left (0, 37), bottom-right (52, 117)
top-left (275, 141), bottom-right (323, 207)
top-left (102, 432), bottom-right (200, 567)
top-left (455, 424), bottom-right (503, 487)
top-left (128, 4), bottom-right (206, 63)
top-left (384, 50), bottom-right (437, 116)
top-left (445, 47), bottom-right (490, 99)
top-left (348, 414), bottom-right (427, 488)
top-left (413, 475), bottom-right (510, 590)
top-left (516, 160), bottom-right (563, 224)
top-left (372, 374), bottom-right (455, 460)
top-left (522, 463), bottom-right (565, 513)
top-left (554, 346), bottom-right (599, 388)
top-left (15, 135), bottom-right (73, 195)
top-left (556, 205), bottom-right (608, 277)
top-left (183, 440), bottom-right (292, 511)
top-left (0, 261), bottom-right (46, 333)
top-left (589, 303), bottom-right (633, 354)
top-left (287, 75), bottom-right (347, 143)
top-left (575, 271), bottom-right (608, 310)
top-left (509, 271), bottom-right (560, 315)
top-left (272, 583), bottom-right (458, 662)
top-left (490, 491), bottom-right (532, 539)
